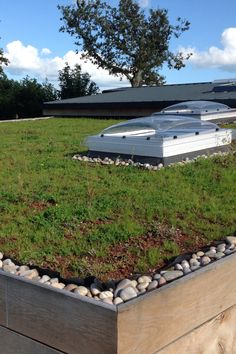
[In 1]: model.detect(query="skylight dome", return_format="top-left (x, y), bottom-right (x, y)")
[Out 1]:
top-left (86, 114), bottom-right (232, 165)
top-left (153, 100), bottom-right (236, 122)
top-left (101, 115), bottom-right (217, 137)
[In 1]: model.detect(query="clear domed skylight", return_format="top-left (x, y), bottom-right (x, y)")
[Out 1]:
top-left (155, 101), bottom-right (231, 115)
top-left (101, 115), bottom-right (218, 137)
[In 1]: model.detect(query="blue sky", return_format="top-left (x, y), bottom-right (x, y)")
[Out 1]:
top-left (1, 0), bottom-right (236, 90)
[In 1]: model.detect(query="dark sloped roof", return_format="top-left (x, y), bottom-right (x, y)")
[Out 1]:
top-left (44, 81), bottom-right (236, 107)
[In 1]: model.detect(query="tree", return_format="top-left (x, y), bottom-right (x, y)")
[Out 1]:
top-left (0, 39), bottom-right (9, 74)
top-left (0, 72), bottom-right (19, 118)
top-left (0, 75), bottom-right (58, 119)
top-left (14, 76), bottom-right (59, 118)
top-left (59, 0), bottom-right (191, 87)
top-left (58, 62), bottom-right (99, 99)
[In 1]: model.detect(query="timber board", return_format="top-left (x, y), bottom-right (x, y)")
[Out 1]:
top-left (0, 325), bottom-right (64, 354)
top-left (0, 270), bottom-right (117, 354)
top-left (117, 253), bottom-right (236, 354)
top-left (157, 304), bottom-right (236, 354)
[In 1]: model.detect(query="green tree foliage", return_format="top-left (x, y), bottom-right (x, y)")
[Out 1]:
top-left (0, 48), bottom-right (8, 74)
top-left (0, 74), bottom-right (58, 119)
top-left (0, 72), bottom-right (19, 118)
top-left (0, 37), bottom-right (9, 74)
top-left (59, 0), bottom-right (191, 87)
top-left (58, 62), bottom-right (99, 99)
top-left (14, 77), bottom-right (59, 118)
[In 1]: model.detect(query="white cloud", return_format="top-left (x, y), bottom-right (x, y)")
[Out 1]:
top-left (41, 48), bottom-right (51, 56)
top-left (181, 28), bottom-right (236, 72)
top-left (3, 40), bottom-right (129, 90)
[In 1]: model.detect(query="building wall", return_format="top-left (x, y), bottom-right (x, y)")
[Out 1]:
top-left (43, 105), bottom-right (164, 118)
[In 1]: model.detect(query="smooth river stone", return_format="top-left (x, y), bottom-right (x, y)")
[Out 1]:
top-left (20, 269), bottom-right (39, 279)
top-left (217, 243), bottom-right (226, 252)
top-left (114, 279), bottom-right (133, 297)
top-left (175, 263), bottom-right (183, 271)
top-left (2, 259), bottom-right (14, 266)
top-left (50, 278), bottom-right (59, 284)
top-left (204, 251), bottom-right (217, 258)
top-left (226, 236), bottom-right (236, 246)
top-left (119, 286), bottom-right (137, 302)
top-left (163, 270), bottom-right (183, 282)
top-left (113, 297), bottom-right (123, 305)
top-left (74, 286), bottom-right (88, 296)
top-left (181, 260), bottom-right (190, 268)
top-left (3, 264), bottom-right (17, 274)
top-left (225, 249), bottom-right (235, 255)
top-left (183, 267), bottom-right (192, 274)
top-left (64, 284), bottom-right (79, 292)
top-left (101, 298), bottom-right (113, 305)
top-left (191, 254), bottom-right (198, 259)
top-left (137, 275), bottom-right (152, 284)
top-left (51, 282), bottom-right (65, 289)
top-left (18, 265), bottom-right (30, 274)
top-left (158, 276), bottom-right (167, 286)
top-left (87, 290), bottom-right (93, 298)
top-left (196, 251), bottom-right (204, 257)
top-left (99, 291), bottom-right (113, 300)
top-left (130, 280), bottom-right (138, 288)
top-left (214, 252), bottom-right (225, 260)
top-left (39, 275), bottom-right (51, 283)
top-left (147, 280), bottom-right (158, 291)
top-left (90, 282), bottom-right (102, 296)
top-left (0, 260), bottom-right (2, 268)
top-left (189, 259), bottom-right (200, 267)
top-left (0, 252), bottom-right (3, 260)
top-left (138, 289), bottom-right (146, 295)
top-left (153, 273), bottom-right (161, 280)
top-left (137, 282), bottom-right (149, 291)
top-left (201, 256), bottom-right (211, 266)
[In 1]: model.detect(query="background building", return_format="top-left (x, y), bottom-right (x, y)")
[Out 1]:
top-left (43, 80), bottom-right (236, 118)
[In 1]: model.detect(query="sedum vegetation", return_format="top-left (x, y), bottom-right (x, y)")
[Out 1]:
top-left (0, 118), bottom-right (235, 280)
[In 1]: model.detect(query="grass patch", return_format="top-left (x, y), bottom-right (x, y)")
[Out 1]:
top-left (0, 118), bottom-right (235, 280)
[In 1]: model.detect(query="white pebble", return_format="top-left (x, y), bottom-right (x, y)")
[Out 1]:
top-left (74, 286), bottom-right (88, 296)
top-left (201, 256), bottom-right (211, 266)
top-left (3, 259), bottom-right (14, 266)
top-left (147, 280), bottom-right (158, 291)
top-left (137, 282), bottom-right (149, 291)
top-left (158, 276), bottom-right (167, 286)
top-left (50, 278), bottom-right (59, 284)
top-left (51, 282), bottom-right (65, 289)
top-left (102, 298), bottom-right (113, 305)
top-left (119, 286), bottom-right (137, 302)
top-left (196, 251), bottom-right (204, 257)
top-left (181, 260), bottom-right (190, 268)
top-left (64, 284), bottom-right (78, 292)
top-left (175, 263), bottom-right (183, 271)
top-left (137, 275), bottom-right (152, 284)
top-left (113, 297), bottom-right (123, 305)
top-left (20, 269), bottom-right (39, 279)
top-left (90, 282), bottom-right (102, 296)
top-left (39, 275), bottom-right (51, 283)
top-left (99, 291), bottom-right (113, 300)
top-left (153, 273), bottom-right (161, 280)
top-left (183, 267), bottom-right (192, 274)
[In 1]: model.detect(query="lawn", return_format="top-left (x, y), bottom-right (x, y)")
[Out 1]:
top-left (0, 118), bottom-right (235, 281)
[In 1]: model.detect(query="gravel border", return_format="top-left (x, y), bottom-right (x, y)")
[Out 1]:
top-left (72, 150), bottom-right (234, 171)
top-left (0, 236), bottom-right (235, 306)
